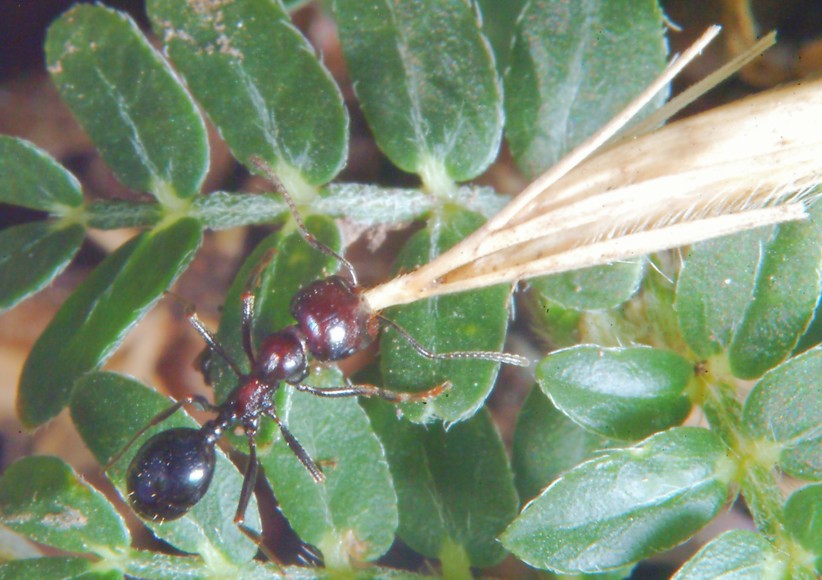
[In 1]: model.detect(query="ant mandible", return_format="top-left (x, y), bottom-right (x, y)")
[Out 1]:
top-left (107, 158), bottom-right (529, 549)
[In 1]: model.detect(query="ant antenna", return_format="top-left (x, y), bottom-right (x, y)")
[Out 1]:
top-left (378, 315), bottom-right (530, 367)
top-left (249, 156), bottom-right (358, 286)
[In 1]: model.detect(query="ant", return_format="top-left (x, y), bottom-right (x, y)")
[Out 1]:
top-left (107, 158), bottom-right (529, 553)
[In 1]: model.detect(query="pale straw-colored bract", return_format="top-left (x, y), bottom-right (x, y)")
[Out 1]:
top-left (364, 27), bottom-right (821, 311)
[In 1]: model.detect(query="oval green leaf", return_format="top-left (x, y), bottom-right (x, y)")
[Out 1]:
top-left (210, 216), bottom-right (339, 404)
top-left (46, 4), bottom-right (208, 201)
top-left (334, 0), bottom-right (502, 185)
top-left (260, 368), bottom-right (398, 566)
top-left (671, 529), bottom-right (785, 580)
top-left (676, 228), bottom-right (773, 359)
top-left (123, 550), bottom-right (293, 579)
top-left (70, 372), bottom-right (259, 565)
top-left (784, 484), bottom-right (822, 574)
top-left (742, 347), bottom-right (822, 480)
top-left (364, 400), bottom-right (518, 568)
top-left (475, 0), bottom-right (527, 74)
top-left (380, 209), bottom-right (513, 424)
top-left (532, 259), bottom-right (645, 311)
top-left (0, 136), bottom-right (83, 212)
top-left (501, 427), bottom-right (730, 574)
top-left (0, 222), bottom-right (84, 314)
top-left (512, 385), bottom-right (611, 501)
top-left (0, 557), bottom-right (104, 580)
top-left (730, 203), bottom-right (822, 378)
top-left (202, 220), bottom-right (399, 564)
top-left (537, 346), bottom-right (694, 441)
top-left (148, 0), bottom-right (347, 191)
top-left (17, 218), bottom-right (202, 427)
top-left (0, 456), bottom-right (129, 555)
top-left (504, 0), bottom-right (667, 177)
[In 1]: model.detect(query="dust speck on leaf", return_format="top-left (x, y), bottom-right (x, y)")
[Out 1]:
top-left (42, 507), bottom-right (89, 530)
top-left (188, 0), bottom-right (235, 15)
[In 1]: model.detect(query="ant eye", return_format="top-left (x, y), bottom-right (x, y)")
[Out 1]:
top-left (126, 428), bottom-right (215, 522)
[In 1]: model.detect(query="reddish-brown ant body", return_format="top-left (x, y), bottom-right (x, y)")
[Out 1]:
top-left (109, 159), bottom-right (528, 548)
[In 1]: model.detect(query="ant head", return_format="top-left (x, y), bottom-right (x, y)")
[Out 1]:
top-left (291, 275), bottom-right (377, 361)
top-left (257, 326), bottom-right (309, 384)
top-left (126, 427), bottom-right (216, 521)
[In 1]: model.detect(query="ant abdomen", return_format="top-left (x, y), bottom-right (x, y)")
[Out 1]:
top-left (126, 427), bottom-right (216, 521)
top-left (291, 276), bottom-right (379, 361)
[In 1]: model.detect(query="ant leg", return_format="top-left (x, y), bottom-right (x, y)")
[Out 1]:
top-left (292, 378), bottom-right (450, 403)
top-left (264, 408), bottom-right (325, 483)
top-left (104, 395), bottom-right (216, 470)
top-left (378, 315), bottom-right (530, 367)
top-left (233, 428), bottom-right (285, 568)
top-left (248, 155), bottom-right (358, 285)
top-left (168, 296), bottom-right (246, 377)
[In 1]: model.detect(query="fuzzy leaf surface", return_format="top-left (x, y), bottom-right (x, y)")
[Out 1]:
top-left (46, 4), bottom-right (208, 200)
top-left (730, 203), bottom-right (822, 378)
top-left (532, 259), bottom-right (645, 311)
top-left (0, 136), bottom-right (83, 211)
top-left (742, 347), bottom-right (822, 480)
top-left (671, 530), bottom-right (785, 580)
top-left (784, 484), bottom-right (822, 574)
top-left (0, 558), bottom-right (116, 580)
top-left (537, 346), bottom-right (693, 441)
top-left (149, 0), bottom-right (347, 188)
top-left (260, 369), bottom-right (398, 565)
top-left (475, 0), bottom-right (527, 74)
top-left (504, 0), bottom-right (667, 177)
top-left (380, 210), bottom-right (512, 424)
top-left (0, 456), bottom-right (129, 555)
top-left (17, 218), bottom-right (201, 427)
top-left (0, 222), bottom-right (84, 314)
top-left (334, 0), bottom-right (502, 183)
top-left (501, 427), bottom-right (730, 574)
top-left (364, 401), bottom-right (518, 568)
top-left (70, 372), bottom-right (259, 565)
top-left (676, 228), bottom-right (772, 359)
top-left (512, 386), bottom-right (611, 501)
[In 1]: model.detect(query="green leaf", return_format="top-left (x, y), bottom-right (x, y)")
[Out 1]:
top-left (364, 401), bottom-right (519, 568)
top-left (148, 0), bottom-right (347, 191)
top-left (0, 222), bottom-right (84, 314)
top-left (334, 0), bottom-right (502, 185)
top-left (380, 209), bottom-right (512, 424)
top-left (730, 203), bottom-right (822, 378)
top-left (505, 0), bottom-right (667, 177)
top-left (501, 427), bottom-right (730, 574)
top-left (46, 4), bottom-right (208, 201)
top-left (0, 456), bottom-right (129, 555)
top-left (676, 228), bottom-right (773, 359)
top-left (123, 549), bottom-right (310, 579)
top-left (512, 386), bottom-right (611, 501)
top-left (475, 0), bottom-right (527, 74)
top-left (671, 529), bottom-right (785, 580)
top-left (795, 294), bottom-right (822, 353)
top-left (204, 220), bottom-right (399, 565)
top-left (742, 347), bottom-right (822, 480)
top-left (17, 218), bottom-right (202, 427)
top-left (0, 136), bottom-right (84, 212)
top-left (0, 557), bottom-right (108, 580)
top-left (260, 368), bottom-right (398, 566)
top-left (784, 484), bottom-right (822, 574)
top-left (532, 259), bottom-right (645, 311)
top-left (211, 216), bottom-right (339, 403)
top-left (70, 372), bottom-right (260, 565)
top-left (537, 346), bottom-right (694, 441)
